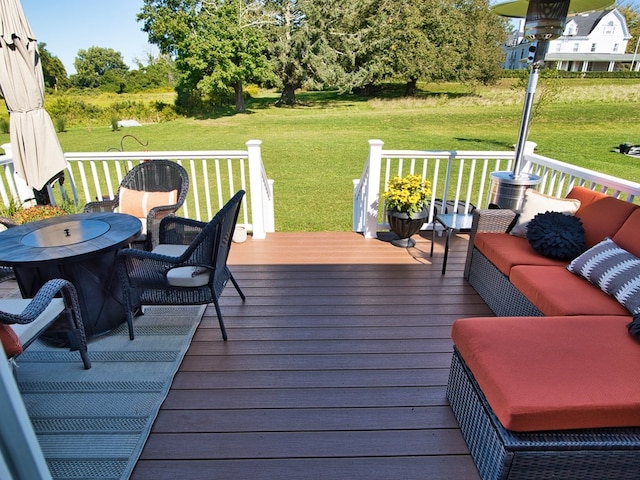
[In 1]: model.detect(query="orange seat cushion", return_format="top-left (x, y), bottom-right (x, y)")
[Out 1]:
top-left (0, 324), bottom-right (22, 357)
top-left (510, 265), bottom-right (630, 316)
top-left (452, 315), bottom-right (640, 432)
top-left (474, 232), bottom-right (567, 276)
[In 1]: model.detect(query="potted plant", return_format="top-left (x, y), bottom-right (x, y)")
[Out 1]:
top-left (382, 174), bottom-right (431, 247)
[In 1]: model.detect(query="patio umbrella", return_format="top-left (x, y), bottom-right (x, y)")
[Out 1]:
top-left (0, 0), bottom-right (67, 191)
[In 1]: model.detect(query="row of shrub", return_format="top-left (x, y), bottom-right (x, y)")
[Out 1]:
top-left (501, 69), bottom-right (640, 79)
top-left (45, 97), bottom-right (178, 130)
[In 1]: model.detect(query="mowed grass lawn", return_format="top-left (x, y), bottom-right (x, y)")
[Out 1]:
top-left (3, 78), bottom-right (639, 231)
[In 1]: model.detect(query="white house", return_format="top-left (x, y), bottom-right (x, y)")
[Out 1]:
top-left (503, 9), bottom-right (637, 72)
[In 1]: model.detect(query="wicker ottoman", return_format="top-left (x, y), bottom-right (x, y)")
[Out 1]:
top-left (447, 349), bottom-right (640, 480)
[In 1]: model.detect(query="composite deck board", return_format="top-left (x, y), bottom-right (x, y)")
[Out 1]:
top-left (131, 231), bottom-right (485, 479)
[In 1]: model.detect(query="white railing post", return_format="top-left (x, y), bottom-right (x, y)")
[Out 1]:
top-left (363, 139), bottom-right (384, 238)
top-left (247, 139), bottom-right (270, 239)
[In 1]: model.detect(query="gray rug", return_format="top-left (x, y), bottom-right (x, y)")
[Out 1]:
top-left (13, 305), bottom-right (205, 480)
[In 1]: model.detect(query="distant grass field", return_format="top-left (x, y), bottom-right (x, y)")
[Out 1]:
top-left (2, 78), bottom-right (639, 231)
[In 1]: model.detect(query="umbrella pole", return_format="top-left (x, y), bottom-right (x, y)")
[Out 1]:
top-left (512, 39), bottom-right (550, 178)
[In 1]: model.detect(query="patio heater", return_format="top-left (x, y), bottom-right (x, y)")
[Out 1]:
top-left (488, 0), bottom-right (614, 210)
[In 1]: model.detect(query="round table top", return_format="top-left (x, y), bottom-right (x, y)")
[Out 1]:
top-left (0, 212), bottom-right (142, 266)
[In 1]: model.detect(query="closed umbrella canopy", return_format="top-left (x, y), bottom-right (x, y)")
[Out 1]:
top-left (0, 0), bottom-right (67, 191)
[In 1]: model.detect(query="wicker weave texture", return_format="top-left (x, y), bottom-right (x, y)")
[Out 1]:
top-left (466, 248), bottom-right (542, 317)
top-left (83, 160), bottom-right (189, 250)
top-left (447, 349), bottom-right (640, 480)
top-left (117, 190), bottom-right (245, 341)
top-left (0, 278), bottom-right (91, 369)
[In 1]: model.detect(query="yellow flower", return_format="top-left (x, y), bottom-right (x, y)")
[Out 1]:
top-left (12, 205), bottom-right (68, 224)
top-left (382, 174), bottom-right (431, 215)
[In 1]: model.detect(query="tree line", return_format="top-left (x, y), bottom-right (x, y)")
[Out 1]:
top-left (137, 0), bottom-right (507, 113)
top-left (39, 1), bottom-right (640, 116)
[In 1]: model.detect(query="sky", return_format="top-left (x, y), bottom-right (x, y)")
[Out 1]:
top-left (20, 0), bottom-right (155, 74)
top-left (18, 0), bottom-right (640, 76)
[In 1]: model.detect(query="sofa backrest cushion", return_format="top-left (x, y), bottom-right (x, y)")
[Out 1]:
top-left (565, 186), bottom-right (608, 213)
top-left (613, 209), bottom-right (640, 258)
top-left (571, 195), bottom-right (637, 248)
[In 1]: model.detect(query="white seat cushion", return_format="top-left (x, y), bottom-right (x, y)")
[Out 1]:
top-left (1, 298), bottom-right (65, 345)
top-left (166, 266), bottom-right (210, 287)
top-left (152, 244), bottom-right (210, 287)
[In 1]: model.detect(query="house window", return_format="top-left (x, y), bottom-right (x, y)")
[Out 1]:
top-left (565, 23), bottom-right (576, 36)
top-left (573, 43), bottom-right (579, 52)
top-left (591, 43), bottom-right (597, 52)
top-left (614, 43), bottom-right (619, 52)
top-left (604, 21), bottom-right (615, 35)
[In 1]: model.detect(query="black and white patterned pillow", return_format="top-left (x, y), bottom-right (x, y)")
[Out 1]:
top-left (567, 237), bottom-right (640, 316)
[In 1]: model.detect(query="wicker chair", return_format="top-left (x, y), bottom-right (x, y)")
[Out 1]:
top-left (83, 160), bottom-right (189, 250)
top-left (116, 190), bottom-right (246, 341)
top-left (0, 278), bottom-right (91, 369)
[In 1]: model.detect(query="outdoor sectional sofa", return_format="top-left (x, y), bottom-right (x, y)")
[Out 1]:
top-left (447, 186), bottom-right (640, 479)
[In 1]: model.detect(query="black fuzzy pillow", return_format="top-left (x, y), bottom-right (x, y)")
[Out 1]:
top-left (628, 314), bottom-right (640, 340)
top-left (526, 211), bottom-right (585, 260)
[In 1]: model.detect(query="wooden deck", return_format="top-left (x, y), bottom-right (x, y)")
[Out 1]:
top-left (131, 231), bottom-right (494, 479)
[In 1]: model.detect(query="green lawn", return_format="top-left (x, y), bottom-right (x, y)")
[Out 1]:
top-left (2, 79), bottom-right (639, 231)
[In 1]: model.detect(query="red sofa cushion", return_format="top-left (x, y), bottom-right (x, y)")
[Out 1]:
top-left (572, 195), bottom-right (637, 248)
top-left (452, 315), bottom-right (640, 432)
top-left (565, 185), bottom-right (608, 213)
top-left (474, 232), bottom-right (567, 276)
top-left (510, 265), bottom-right (630, 316)
top-left (613, 209), bottom-right (640, 258)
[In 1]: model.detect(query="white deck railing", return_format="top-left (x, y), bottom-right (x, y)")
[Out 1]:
top-left (0, 140), bottom-right (274, 239)
top-left (353, 139), bottom-right (640, 238)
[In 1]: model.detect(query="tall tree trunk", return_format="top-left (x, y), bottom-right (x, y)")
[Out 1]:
top-left (276, 84), bottom-right (297, 106)
top-left (234, 81), bottom-right (245, 113)
top-left (405, 77), bottom-right (418, 97)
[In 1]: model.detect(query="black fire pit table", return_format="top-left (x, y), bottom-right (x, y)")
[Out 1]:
top-left (0, 212), bottom-right (141, 340)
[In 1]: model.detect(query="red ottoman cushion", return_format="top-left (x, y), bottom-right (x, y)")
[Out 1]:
top-left (452, 315), bottom-right (640, 432)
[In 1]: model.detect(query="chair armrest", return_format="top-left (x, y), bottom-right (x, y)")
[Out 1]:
top-left (83, 198), bottom-right (119, 213)
top-left (463, 209), bottom-right (518, 279)
top-left (0, 278), bottom-right (77, 325)
top-left (470, 209), bottom-right (517, 235)
top-left (0, 216), bottom-right (17, 229)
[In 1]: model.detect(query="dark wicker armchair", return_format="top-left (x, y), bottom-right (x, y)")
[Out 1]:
top-left (0, 278), bottom-right (91, 369)
top-left (116, 190), bottom-right (246, 341)
top-left (83, 160), bottom-right (189, 250)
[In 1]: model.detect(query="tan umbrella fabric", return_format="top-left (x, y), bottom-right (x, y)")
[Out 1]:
top-left (0, 0), bottom-right (67, 191)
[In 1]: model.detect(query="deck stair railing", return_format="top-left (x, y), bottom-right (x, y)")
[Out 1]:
top-left (0, 140), bottom-right (274, 239)
top-left (353, 139), bottom-right (640, 239)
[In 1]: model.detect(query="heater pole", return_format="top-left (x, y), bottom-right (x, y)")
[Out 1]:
top-left (512, 39), bottom-right (549, 178)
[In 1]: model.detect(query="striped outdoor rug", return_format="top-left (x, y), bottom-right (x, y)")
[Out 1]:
top-left (13, 305), bottom-right (205, 480)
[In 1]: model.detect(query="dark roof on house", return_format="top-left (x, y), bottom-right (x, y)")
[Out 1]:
top-left (567, 10), bottom-right (610, 36)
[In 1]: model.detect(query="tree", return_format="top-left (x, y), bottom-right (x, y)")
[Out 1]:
top-left (139, 0), bottom-right (271, 113)
top-left (325, 0), bottom-right (505, 96)
top-left (73, 47), bottom-right (129, 90)
top-left (261, 0), bottom-right (343, 106)
top-left (618, 1), bottom-right (640, 55)
top-left (38, 43), bottom-right (70, 91)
